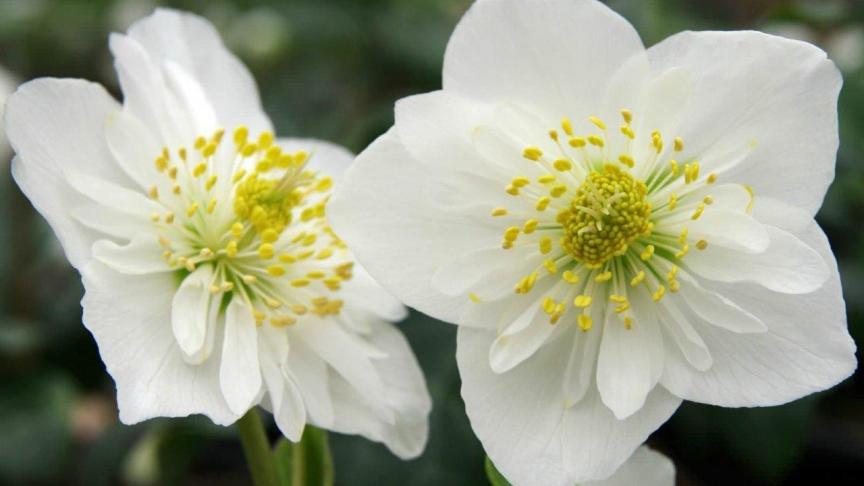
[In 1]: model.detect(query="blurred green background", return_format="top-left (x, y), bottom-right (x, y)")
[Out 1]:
top-left (0, 0), bottom-right (862, 484)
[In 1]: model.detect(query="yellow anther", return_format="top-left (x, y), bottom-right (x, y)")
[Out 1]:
top-left (578, 314), bottom-right (593, 331)
top-left (178, 148), bottom-right (187, 161)
top-left (301, 233), bottom-right (317, 246)
top-left (261, 228), bottom-right (279, 243)
top-left (523, 147), bottom-right (543, 161)
top-left (543, 259), bottom-right (558, 274)
top-left (258, 131), bottom-right (274, 149)
top-left (172, 184), bottom-right (181, 195)
top-left (614, 302), bottom-right (630, 314)
top-left (569, 137), bottom-right (587, 148)
top-left (669, 279), bottom-right (681, 293)
top-left (193, 162), bottom-right (207, 177)
top-left (652, 132), bottom-right (663, 153)
top-left (183, 259), bottom-right (196, 272)
top-left (514, 271), bottom-right (538, 294)
top-left (148, 186), bottom-right (159, 199)
top-left (199, 248), bottom-right (214, 258)
top-left (620, 125), bottom-right (635, 139)
top-left (562, 270), bottom-right (580, 284)
top-left (561, 118), bottom-right (574, 136)
top-left (669, 159), bottom-right (679, 176)
top-left (523, 219), bottom-right (539, 234)
top-left (202, 143), bottom-right (217, 157)
top-left (668, 193), bottom-right (678, 210)
top-left (667, 265), bottom-right (679, 280)
top-left (678, 227), bottom-right (688, 244)
top-left (609, 294), bottom-right (627, 303)
top-left (505, 184), bottom-right (520, 196)
top-left (624, 317), bottom-right (633, 330)
top-left (674, 137), bottom-right (684, 152)
top-left (150, 213), bottom-right (160, 223)
top-left (548, 129), bottom-right (559, 142)
top-left (537, 174), bottom-right (556, 184)
top-left (258, 243), bottom-right (275, 259)
top-left (194, 136), bottom-right (206, 150)
top-left (231, 222), bottom-right (245, 238)
top-left (536, 196), bottom-right (551, 211)
top-left (316, 248), bottom-right (334, 260)
top-left (675, 245), bottom-right (690, 259)
top-left (539, 237), bottom-right (552, 254)
top-left (291, 304), bottom-right (307, 315)
top-left (293, 151), bottom-right (309, 165)
top-left (630, 270), bottom-right (645, 286)
top-left (595, 271), bottom-right (612, 282)
top-left (205, 175), bottom-right (218, 191)
top-left (469, 293), bottom-right (481, 304)
top-left (255, 160), bottom-right (273, 173)
top-left (307, 270), bottom-right (326, 279)
top-left (271, 316), bottom-right (297, 328)
top-left (232, 169), bottom-right (247, 184)
top-left (207, 198), bottom-right (217, 214)
top-left (706, 173), bottom-right (718, 184)
top-left (253, 310), bottom-right (265, 325)
top-left (691, 202), bottom-right (706, 220)
top-left (165, 212), bottom-right (175, 224)
top-left (155, 156), bottom-right (168, 172)
top-left (744, 184), bottom-right (755, 213)
top-left (703, 195), bottom-right (714, 205)
top-left (186, 202), bottom-right (199, 217)
top-left (696, 239), bottom-right (708, 250)
top-left (542, 297), bottom-right (556, 315)
top-left (265, 297), bottom-right (281, 309)
top-left (587, 135), bottom-right (605, 147)
top-left (242, 274), bottom-right (257, 284)
top-left (553, 159), bottom-right (573, 171)
top-left (512, 176), bottom-right (531, 188)
top-left (264, 265), bottom-right (285, 277)
top-left (550, 184), bottom-right (567, 198)
top-left (233, 126), bottom-right (249, 145)
top-left (503, 226), bottom-right (520, 242)
top-left (620, 109), bottom-right (633, 124)
top-left (574, 295), bottom-right (592, 308)
top-left (652, 285), bottom-right (666, 302)
top-left (589, 116), bottom-right (606, 130)
top-left (226, 240), bottom-right (238, 257)
top-left (640, 244), bottom-right (655, 261)
top-left (618, 154), bottom-right (634, 168)
top-left (684, 162), bottom-right (700, 184)
top-left (168, 166), bottom-right (178, 179)
top-left (241, 143), bottom-right (258, 157)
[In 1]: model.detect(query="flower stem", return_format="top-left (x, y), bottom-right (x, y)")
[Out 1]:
top-left (237, 408), bottom-right (280, 486)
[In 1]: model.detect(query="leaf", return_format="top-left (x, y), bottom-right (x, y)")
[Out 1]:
top-left (484, 456), bottom-right (512, 486)
top-left (273, 426), bottom-right (334, 486)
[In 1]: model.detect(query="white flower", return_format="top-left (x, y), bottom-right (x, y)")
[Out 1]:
top-left (586, 445), bottom-right (674, 486)
top-left (5, 8), bottom-right (430, 458)
top-left (329, 0), bottom-right (857, 482)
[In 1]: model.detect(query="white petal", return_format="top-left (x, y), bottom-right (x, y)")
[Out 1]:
top-left (563, 316), bottom-right (601, 407)
top-left (442, 0), bottom-right (644, 120)
top-left (663, 221), bottom-right (856, 407)
top-left (6, 79), bottom-right (126, 269)
top-left (339, 264), bottom-right (407, 324)
top-left (458, 327), bottom-right (681, 486)
top-left (329, 129), bottom-right (499, 324)
top-left (296, 318), bottom-right (390, 422)
top-left (751, 196), bottom-right (813, 234)
top-left (171, 266), bottom-right (215, 360)
top-left (678, 275), bottom-right (767, 333)
top-left (274, 370), bottom-right (307, 442)
top-left (258, 324), bottom-right (289, 410)
top-left (686, 209), bottom-right (769, 253)
top-left (646, 31), bottom-right (841, 215)
top-left (287, 339), bottom-right (335, 428)
top-left (66, 170), bottom-right (161, 216)
top-left (126, 8), bottom-right (272, 133)
top-left (220, 299), bottom-right (262, 415)
top-left (104, 110), bottom-right (163, 190)
top-left (91, 233), bottom-right (171, 275)
top-left (597, 293), bottom-right (664, 420)
top-left (685, 225), bottom-right (829, 294)
top-left (585, 446), bottom-right (675, 486)
top-left (80, 261), bottom-right (236, 425)
top-left (488, 304), bottom-right (557, 373)
top-left (656, 298), bottom-right (713, 372)
top-left (71, 201), bottom-right (151, 240)
top-left (325, 321), bottom-right (431, 459)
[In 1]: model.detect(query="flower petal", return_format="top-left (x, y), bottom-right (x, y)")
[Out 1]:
top-left (125, 8), bottom-right (272, 133)
top-left (278, 137), bottom-right (355, 182)
top-left (585, 445), bottom-right (675, 486)
top-left (488, 303), bottom-right (558, 373)
top-left (686, 209), bottom-right (769, 254)
top-left (646, 31), bottom-right (841, 215)
top-left (220, 298), bottom-right (262, 415)
top-left (80, 261), bottom-right (236, 425)
top-left (91, 233), bottom-right (171, 275)
top-left (329, 129), bottom-right (499, 324)
top-left (443, 0), bottom-right (645, 120)
top-left (596, 291), bottom-right (665, 420)
top-left (678, 274), bottom-right (767, 334)
top-left (171, 266), bottom-right (215, 361)
top-left (458, 327), bottom-right (681, 486)
top-left (6, 78), bottom-right (126, 269)
top-left (662, 221), bottom-right (856, 407)
top-left (287, 338), bottom-right (335, 429)
top-left (685, 225), bottom-right (829, 294)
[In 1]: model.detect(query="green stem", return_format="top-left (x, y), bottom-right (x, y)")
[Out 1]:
top-left (237, 409), bottom-right (280, 486)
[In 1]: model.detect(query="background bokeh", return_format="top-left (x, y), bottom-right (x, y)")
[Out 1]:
top-left (1, 0), bottom-right (862, 484)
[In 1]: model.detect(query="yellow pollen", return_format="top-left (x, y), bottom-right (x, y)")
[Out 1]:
top-left (620, 125), bottom-right (635, 139)
top-left (595, 271), bottom-right (612, 282)
top-left (543, 259), bottom-right (558, 274)
top-left (469, 292), bottom-right (481, 303)
top-left (491, 207), bottom-right (508, 217)
top-left (258, 243), bottom-right (275, 259)
top-left (587, 135), bottom-right (605, 147)
top-left (589, 116), bottom-right (606, 130)
top-left (652, 285), bottom-right (666, 302)
top-left (578, 314), bottom-right (593, 331)
top-left (620, 109), bottom-right (633, 124)
top-left (574, 295), bottom-right (592, 308)
top-left (561, 118), bottom-right (574, 136)
top-left (569, 137), bottom-right (587, 148)
top-left (553, 159), bottom-right (572, 172)
top-left (640, 245), bottom-right (655, 261)
top-left (674, 137), bottom-right (684, 152)
top-left (523, 147), bottom-right (543, 161)
top-left (696, 239), bottom-right (708, 250)
top-left (618, 155), bottom-right (634, 168)
top-left (562, 270), bottom-right (580, 284)
top-left (267, 265), bottom-right (286, 277)
top-left (560, 165), bottom-right (651, 266)
top-left (548, 130), bottom-right (559, 141)
top-left (707, 173), bottom-right (718, 184)
top-left (523, 219), bottom-right (539, 233)
top-left (630, 270), bottom-right (645, 286)
top-left (149, 186), bottom-right (159, 199)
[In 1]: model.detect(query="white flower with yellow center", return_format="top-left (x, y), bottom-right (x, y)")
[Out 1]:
top-left (5, 8), bottom-right (430, 458)
top-left (329, 0), bottom-right (857, 483)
